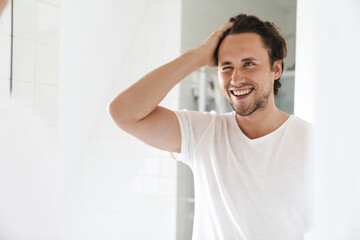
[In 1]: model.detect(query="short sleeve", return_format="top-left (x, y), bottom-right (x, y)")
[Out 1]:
top-left (170, 110), bottom-right (218, 168)
top-left (170, 110), bottom-right (193, 167)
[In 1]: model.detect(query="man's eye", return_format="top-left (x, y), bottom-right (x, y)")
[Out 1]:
top-left (222, 66), bottom-right (233, 71)
top-left (244, 62), bottom-right (254, 67)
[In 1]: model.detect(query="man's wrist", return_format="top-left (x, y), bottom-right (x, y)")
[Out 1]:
top-left (183, 49), bottom-right (206, 69)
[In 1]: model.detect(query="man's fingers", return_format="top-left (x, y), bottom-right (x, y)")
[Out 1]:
top-left (214, 21), bottom-right (233, 38)
top-left (196, 21), bottom-right (234, 67)
top-left (220, 22), bottom-right (234, 32)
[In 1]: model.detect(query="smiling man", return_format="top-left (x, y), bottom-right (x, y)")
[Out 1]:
top-left (109, 14), bottom-right (311, 240)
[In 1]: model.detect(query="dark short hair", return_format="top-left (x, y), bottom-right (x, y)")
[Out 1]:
top-left (215, 14), bottom-right (287, 96)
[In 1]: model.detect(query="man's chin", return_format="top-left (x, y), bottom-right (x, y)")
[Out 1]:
top-left (231, 101), bottom-right (267, 117)
top-left (231, 104), bottom-right (257, 117)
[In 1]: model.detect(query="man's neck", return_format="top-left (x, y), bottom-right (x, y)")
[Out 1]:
top-left (235, 103), bottom-right (290, 139)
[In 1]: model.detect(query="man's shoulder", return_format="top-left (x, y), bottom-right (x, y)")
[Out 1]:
top-left (174, 109), bottom-right (234, 119)
top-left (173, 110), bottom-right (234, 131)
top-left (291, 115), bottom-right (313, 129)
top-left (288, 115), bottom-right (313, 140)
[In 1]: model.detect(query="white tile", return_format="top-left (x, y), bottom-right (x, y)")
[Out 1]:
top-left (0, 34), bottom-right (11, 79)
top-left (131, 43), bottom-right (148, 64)
top-left (163, 2), bottom-right (181, 25)
top-left (37, 1), bottom-right (60, 44)
top-left (0, 1), bottom-right (11, 35)
top-left (159, 196), bottom-right (177, 218)
top-left (64, 209), bottom-right (98, 229)
top-left (0, 78), bottom-right (10, 100)
top-left (142, 195), bottom-right (161, 217)
top-left (144, 176), bottom-right (160, 194)
top-left (142, 214), bottom-right (160, 237)
top-left (34, 83), bottom-right (59, 124)
top-left (163, 23), bottom-right (180, 42)
top-left (129, 175), bottom-right (143, 194)
top-left (147, 24), bottom-right (163, 43)
top-left (36, 43), bottom-right (59, 84)
top-left (147, 42), bottom-right (163, 63)
top-left (13, 38), bottom-right (36, 82)
top-left (90, 154), bottom-right (142, 177)
top-left (146, 4), bottom-right (163, 24)
top-left (85, 137), bottom-right (113, 156)
top-left (85, 136), bottom-right (149, 158)
top-left (130, 63), bottom-right (149, 81)
top-left (11, 80), bottom-right (35, 106)
top-left (159, 176), bottom-right (177, 196)
top-left (77, 155), bottom-right (99, 174)
top-left (163, 41), bottom-right (180, 61)
top-left (40, 124), bottom-right (57, 152)
top-left (142, 157), bottom-right (160, 176)
top-left (94, 117), bottom-right (125, 138)
top-left (92, 210), bottom-right (122, 230)
top-left (105, 193), bottom-right (143, 214)
top-left (159, 198), bottom-right (177, 237)
top-left (112, 213), bottom-right (144, 235)
top-left (134, 24), bottom-right (148, 43)
top-left (111, 174), bottom-right (142, 194)
top-left (64, 176), bottom-right (82, 195)
top-left (13, 0), bottom-right (35, 40)
top-left (40, 0), bottom-right (61, 6)
top-left (96, 174), bottom-right (115, 193)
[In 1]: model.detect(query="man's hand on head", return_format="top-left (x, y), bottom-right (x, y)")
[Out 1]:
top-left (195, 21), bottom-right (233, 68)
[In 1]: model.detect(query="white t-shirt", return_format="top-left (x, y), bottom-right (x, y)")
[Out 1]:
top-left (172, 110), bottom-right (311, 240)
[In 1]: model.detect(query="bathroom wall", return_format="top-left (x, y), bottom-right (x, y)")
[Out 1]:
top-left (59, 0), bottom-right (181, 239)
top-left (0, 0), bottom-right (62, 239)
top-left (11, 0), bottom-right (60, 141)
top-left (2, 0), bottom-right (182, 239)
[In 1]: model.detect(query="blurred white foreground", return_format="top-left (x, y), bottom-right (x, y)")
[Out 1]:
top-left (0, 100), bottom-right (61, 240)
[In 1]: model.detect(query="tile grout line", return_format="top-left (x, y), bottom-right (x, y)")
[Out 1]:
top-left (9, 0), bottom-right (13, 96)
top-left (33, 0), bottom-right (38, 107)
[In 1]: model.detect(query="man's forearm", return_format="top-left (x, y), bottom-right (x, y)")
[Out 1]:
top-left (108, 49), bottom-right (203, 124)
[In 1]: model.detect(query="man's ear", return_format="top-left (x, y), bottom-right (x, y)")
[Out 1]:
top-left (272, 60), bottom-right (282, 79)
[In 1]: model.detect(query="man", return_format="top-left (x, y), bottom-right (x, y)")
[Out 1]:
top-left (109, 14), bottom-right (310, 240)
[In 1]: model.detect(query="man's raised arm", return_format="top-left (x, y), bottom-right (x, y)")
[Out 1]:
top-left (108, 22), bottom-right (233, 153)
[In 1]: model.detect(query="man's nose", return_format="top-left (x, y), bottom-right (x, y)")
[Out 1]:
top-left (230, 68), bottom-right (245, 86)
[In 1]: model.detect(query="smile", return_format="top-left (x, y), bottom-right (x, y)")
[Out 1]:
top-left (230, 88), bottom-right (254, 97)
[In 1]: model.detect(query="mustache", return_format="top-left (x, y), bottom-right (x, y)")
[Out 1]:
top-left (228, 83), bottom-right (255, 89)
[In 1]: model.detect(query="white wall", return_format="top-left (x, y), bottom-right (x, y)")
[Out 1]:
top-left (296, 0), bottom-right (360, 239)
top-left (59, 0), bottom-right (181, 239)
top-left (0, 0), bottom-right (62, 239)
top-left (1, 0), bottom-right (182, 239)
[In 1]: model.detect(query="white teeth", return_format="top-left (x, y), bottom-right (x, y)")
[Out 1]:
top-left (233, 89), bottom-right (251, 96)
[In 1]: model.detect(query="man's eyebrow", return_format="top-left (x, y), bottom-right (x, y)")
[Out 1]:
top-left (241, 57), bottom-right (257, 62)
top-left (220, 58), bottom-right (258, 66)
top-left (220, 61), bottom-right (232, 66)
